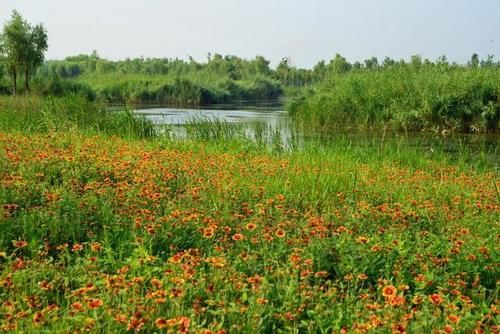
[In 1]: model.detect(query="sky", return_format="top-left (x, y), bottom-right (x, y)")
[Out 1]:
top-left (1, 0), bottom-right (499, 68)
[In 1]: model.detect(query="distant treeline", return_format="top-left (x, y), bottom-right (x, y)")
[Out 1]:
top-left (288, 54), bottom-right (500, 132)
top-left (2, 53), bottom-right (319, 105)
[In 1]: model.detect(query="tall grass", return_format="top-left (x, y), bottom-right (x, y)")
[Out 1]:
top-left (31, 75), bottom-right (283, 106)
top-left (0, 95), bottom-right (155, 139)
top-left (289, 66), bottom-right (500, 132)
top-left (183, 116), bottom-right (245, 141)
top-left (32, 55), bottom-right (286, 106)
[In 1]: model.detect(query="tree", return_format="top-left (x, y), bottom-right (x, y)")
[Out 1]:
top-left (364, 57), bottom-right (379, 70)
top-left (0, 11), bottom-right (30, 95)
top-left (276, 58), bottom-right (291, 84)
top-left (313, 60), bottom-right (327, 81)
top-left (24, 23), bottom-right (48, 92)
top-left (410, 55), bottom-right (422, 69)
top-left (0, 10), bottom-right (47, 95)
top-left (329, 54), bottom-right (351, 74)
top-left (352, 61), bottom-right (362, 70)
top-left (468, 53), bottom-right (479, 68)
top-left (480, 55), bottom-right (495, 68)
top-left (253, 56), bottom-right (271, 76)
top-left (382, 57), bottom-right (396, 68)
top-left (436, 55), bottom-right (449, 68)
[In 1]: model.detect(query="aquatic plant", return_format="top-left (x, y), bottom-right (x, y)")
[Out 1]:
top-left (289, 65), bottom-right (500, 133)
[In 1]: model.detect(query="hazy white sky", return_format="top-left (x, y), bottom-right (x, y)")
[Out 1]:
top-left (1, 0), bottom-right (499, 67)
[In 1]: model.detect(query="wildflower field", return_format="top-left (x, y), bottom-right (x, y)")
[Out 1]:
top-left (0, 127), bottom-right (498, 333)
top-left (1, 5), bottom-right (499, 333)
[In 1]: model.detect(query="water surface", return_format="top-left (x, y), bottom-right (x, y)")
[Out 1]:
top-left (133, 104), bottom-right (499, 169)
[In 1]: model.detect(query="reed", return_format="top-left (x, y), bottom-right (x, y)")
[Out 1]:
top-left (289, 66), bottom-right (500, 132)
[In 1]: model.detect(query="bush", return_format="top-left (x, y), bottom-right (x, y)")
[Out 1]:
top-left (32, 75), bottom-right (96, 101)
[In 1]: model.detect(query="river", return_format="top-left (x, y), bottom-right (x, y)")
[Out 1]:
top-left (133, 104), bottom-right (499, 169)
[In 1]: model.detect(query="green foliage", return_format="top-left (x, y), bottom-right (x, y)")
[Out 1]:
top-left (31, 74), bottom-right (96, 100)
top-left (0, 125), bottom-right (497, 332)
top-left (0, 11), bottom-right (30, 95)
top-left (289, 64), bottom-right (500, 132)
top-left (329, 54), bottom-right (352, 74)
top-left (33, 54), bottom-right (288, 105)
top-left (0, 10), bottom-right (48, 94)
top-left (0, 95), bottom-right (155, 139)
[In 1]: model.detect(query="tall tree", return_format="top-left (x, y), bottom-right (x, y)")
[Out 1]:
top-left (468, 53), bottom-right (480, 68)
top-left (0, 11), bottom-right (30, 95)
top-left (0, 10), bottom-right (47, 95)
top-left (276, 58), bottom-right (291, 84)
top-left (24, 23), bottom-right (48, 93)
top-left (364, 57), bottom-right (379, 70)
top-left (329, 54), bottom-right (352, 74)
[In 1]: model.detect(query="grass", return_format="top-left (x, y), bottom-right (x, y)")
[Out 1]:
top-left (32, 56), bottom-right (286, 106)
top-left (0, 95), bottom-right (155, 139)
top-left (0, 97), bottom-right (498, 333)
top-left (289, 66), bottom-right (500, 133)
top-left (33, 74), bottom-right (283, 107)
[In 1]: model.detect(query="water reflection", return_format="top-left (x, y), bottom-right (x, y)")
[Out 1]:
top-left (133, 105), bottom-right (499, 168)
top-left (134, 106), bottom-right (286, 126)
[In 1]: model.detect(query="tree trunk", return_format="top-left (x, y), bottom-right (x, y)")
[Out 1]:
top-left (12, 71), bottom-right (17, 96)
top-left (25, 67), bottom-right (30, 94)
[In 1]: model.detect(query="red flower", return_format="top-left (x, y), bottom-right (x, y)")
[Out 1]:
top-left (155, 318), bottom-right (167, 329)
top-left (87, 298), bottom-right (103, 309)
top-left (429, 293), bottom-right (443, 305)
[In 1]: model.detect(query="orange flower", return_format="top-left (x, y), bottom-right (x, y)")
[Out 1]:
top-left (12, 240), bottom-right (28, 248)
top-left (202, 227), bottom-right (215, 238)
top-left (315, 271), bottom-right (329, 278)
top-left (151, 278), bottom-right (163, 289)
top-left (161, 317), bottom-right (191, 333)
top-left (127, 317), bottom-right (145, 331)
top-left (358, 273), bottom-right (368, 280)
top-left (133, 276), bottom-right (144, 284)
top-left (87, 298), bottom-right (103, 309)
top-left (447, 315), bottom-right (460, 323)
top-left (114, 314), bottom-right (128, 324)
top-left (388, 295), bottom-right (405, 307)
top-left (90, 242), bottom-right (102, 252)
top-left (382, 285), bottom-right (397, 299)
top-left (155, 318), bottom-right (168, 329)
top-left (429, 293), bottom-right (444, 305)
top-left (134, 217), bottom-right (143, 228)
top-left (232, 233), bottom-right (244, 241)
top-left (245, 223), bottom-right (257, 231)
top-left (247, 274), bottom-right (262, 285)
top-left (38, 280), bottom-right (52, 291)
top-left (56, 243), bottom-right (68, 251)
top-left (357, 236), bottom-right (369, 244)
top-left (71, 302), bottom-right (84, 311)
top-left (32, 312), bottom-right (44, 325)
top-left (275, 229), bottom-right (286, 238)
